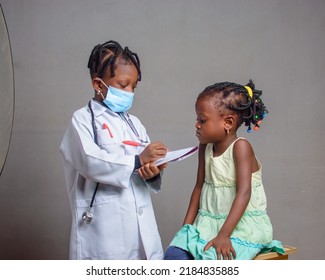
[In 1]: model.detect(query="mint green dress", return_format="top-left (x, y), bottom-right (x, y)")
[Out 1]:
top-left (169, 138), bottom-right (284, 260)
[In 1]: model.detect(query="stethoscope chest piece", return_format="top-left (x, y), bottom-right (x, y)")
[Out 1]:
top-left (82, 209), bottom-right (93, 224)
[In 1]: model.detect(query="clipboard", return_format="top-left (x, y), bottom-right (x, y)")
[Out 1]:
top-left (155, 146), bottom-right (198, 166)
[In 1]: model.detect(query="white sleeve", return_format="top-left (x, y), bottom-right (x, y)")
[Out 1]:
top-left (60, 112), bottom-right (134, 189)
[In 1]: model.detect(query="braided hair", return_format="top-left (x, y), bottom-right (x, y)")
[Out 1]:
top-left (87, 40), bottom-right (141, 81)
top-left (197, 80), bottom-right (268, 133)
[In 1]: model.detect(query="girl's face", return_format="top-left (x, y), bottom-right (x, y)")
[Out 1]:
top-left (99, 56), bottom-right (138, 98)
top-left (195, 97), bottom-right (226, 144)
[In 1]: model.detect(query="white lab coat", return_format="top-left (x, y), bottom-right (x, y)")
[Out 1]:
top-left (60, 100), bottom-right (164, 260)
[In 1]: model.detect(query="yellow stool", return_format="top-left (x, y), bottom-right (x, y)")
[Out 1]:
top-left (254, 245), bottom-right (297, 260)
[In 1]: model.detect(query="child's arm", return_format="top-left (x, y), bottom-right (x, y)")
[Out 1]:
top-left (204, 139), bottom-right (255, 260)
top-left (183, 143), bottom-right (206, 225)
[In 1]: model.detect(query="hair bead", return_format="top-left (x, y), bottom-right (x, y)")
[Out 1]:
top-left (244, 86), bottom-right (253, 98)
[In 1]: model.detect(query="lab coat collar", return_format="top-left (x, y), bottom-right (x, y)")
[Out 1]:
top-left (89, 99), bottom-right (117, 118)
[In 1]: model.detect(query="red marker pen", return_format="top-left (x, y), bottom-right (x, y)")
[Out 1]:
top-left (103, 123), bottom-right (113, 138)
top-left (122, 140), bottom-right (147, 147)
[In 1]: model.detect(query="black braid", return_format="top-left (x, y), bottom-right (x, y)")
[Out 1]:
top-left (197, 79), bottom-right (268, 133)
top-left (87, 40), bottom-right (141, 81)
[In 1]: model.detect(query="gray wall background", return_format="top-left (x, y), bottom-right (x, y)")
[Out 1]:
top-left (0, 0), bottom-right (324, 260)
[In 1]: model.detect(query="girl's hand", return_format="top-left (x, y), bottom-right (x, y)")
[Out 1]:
top-left (139, 142), bottom-right (168, 164)
top-left (138, 163), bottom-right (167, 180)
top-left (204, 234), bottom-right (236, 260)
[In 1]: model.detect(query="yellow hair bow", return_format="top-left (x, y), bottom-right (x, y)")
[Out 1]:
top-left (244, 86), bottom-right (253, 98)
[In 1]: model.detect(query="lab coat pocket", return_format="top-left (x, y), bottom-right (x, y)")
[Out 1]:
top-left (97, 129), bottom-right (119, 153)
top-left (97, 129), bottom-right (115, 145)
top-left (77, 195), bottom-right (125, 259)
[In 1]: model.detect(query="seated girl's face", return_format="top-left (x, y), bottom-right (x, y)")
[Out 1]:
top-left (195, 97), bottom-right (227, 144)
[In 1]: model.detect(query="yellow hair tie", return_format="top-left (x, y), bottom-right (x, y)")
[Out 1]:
top-left (244, 86), bottom-right (253, 98)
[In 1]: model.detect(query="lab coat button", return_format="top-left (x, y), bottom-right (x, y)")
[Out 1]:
top-left (138, 208), bottom-right (143, 216)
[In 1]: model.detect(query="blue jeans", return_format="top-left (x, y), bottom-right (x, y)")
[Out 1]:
top-left (164, 246), bottom-right (194, 260)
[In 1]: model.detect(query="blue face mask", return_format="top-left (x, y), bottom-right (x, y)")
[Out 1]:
top-left (99, 79), bottom-right (134, 112)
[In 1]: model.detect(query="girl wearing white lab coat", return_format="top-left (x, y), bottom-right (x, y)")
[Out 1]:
top-left (60, 40), bottom-right (168, 260)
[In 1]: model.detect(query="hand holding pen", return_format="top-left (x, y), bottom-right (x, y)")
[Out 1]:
top-left (123, 140), bottom-right (168, 180)
top-left (138, 141), bottom-right (168, 165)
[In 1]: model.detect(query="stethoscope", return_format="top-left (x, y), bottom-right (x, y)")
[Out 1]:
top-left (82, 100), bottom-right (148, 224)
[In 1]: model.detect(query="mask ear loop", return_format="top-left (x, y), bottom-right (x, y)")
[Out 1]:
top-left (97, 78), bottom-right (109, 90)
top-left (94, 78), bottom-right (107, 101)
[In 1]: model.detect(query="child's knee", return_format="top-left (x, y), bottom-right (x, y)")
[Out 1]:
top-left (164, 246), bottom-right (194, 260)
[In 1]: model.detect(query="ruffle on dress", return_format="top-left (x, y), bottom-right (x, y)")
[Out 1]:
top-left (170, 224), bottom-right (285, 260)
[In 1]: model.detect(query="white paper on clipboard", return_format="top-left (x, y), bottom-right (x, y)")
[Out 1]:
top-left (155, 146), bottom-right (198, 166)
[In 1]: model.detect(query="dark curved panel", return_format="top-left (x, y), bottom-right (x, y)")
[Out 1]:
top-left (0, 4), bottom-right (14, 175)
